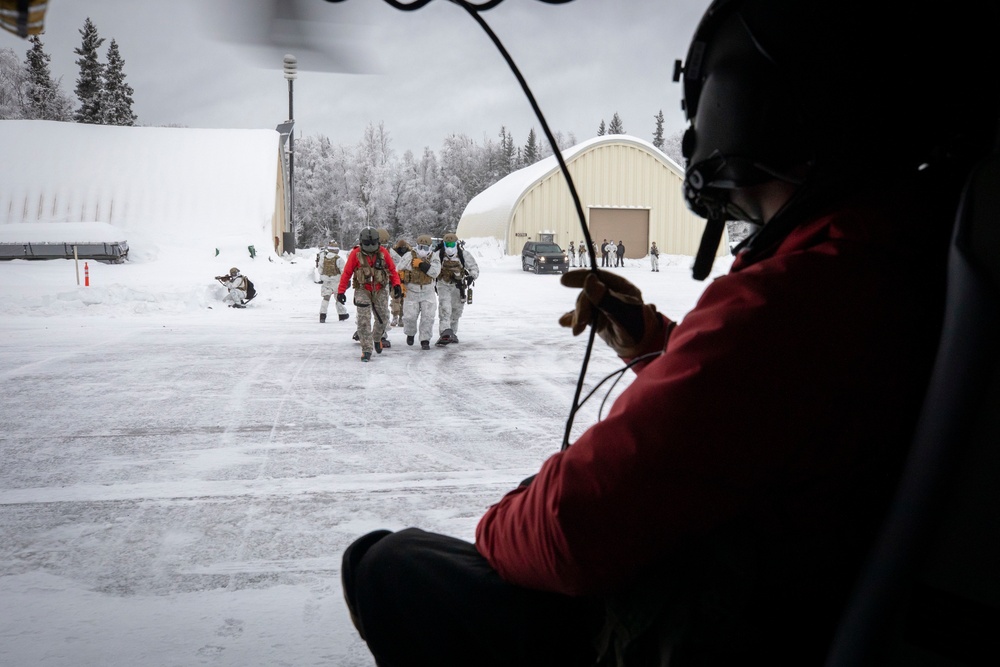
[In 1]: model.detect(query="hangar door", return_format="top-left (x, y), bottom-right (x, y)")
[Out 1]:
top-left (589, 208), bottom-right (649, 259)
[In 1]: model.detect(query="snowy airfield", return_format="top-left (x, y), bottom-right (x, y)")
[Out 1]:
top-left (0, 238), bottom-right (729, 666)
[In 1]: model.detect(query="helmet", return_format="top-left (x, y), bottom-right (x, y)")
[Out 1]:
top-left (677, 0), bottom-right (998, 222)
top-left (229, 267), bottom-right (239, 276)
top-left (359, 227), bottom-right (380, 253)
top-left (377, 228), bottom-right (389, 246)
top-left (416, 234), bottom-right (432, 246)
top-left (327, 240), bottom-right (340, 254)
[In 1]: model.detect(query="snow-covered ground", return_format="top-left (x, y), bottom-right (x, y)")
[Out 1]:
top-left (0, 238), bottom-right (730, 666)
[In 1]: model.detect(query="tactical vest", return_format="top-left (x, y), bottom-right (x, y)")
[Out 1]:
top-left (438, 246), bottom-right (466, 284)
top-left (404, 254), bottom-right (434, 285)
top-left (319, 251), bottom-right (341, 277)
top-left (351, 249), bottom-right (390, 291)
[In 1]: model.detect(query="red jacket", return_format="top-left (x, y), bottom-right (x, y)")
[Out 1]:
top-left (476, 193), bottom-right (945, 616)
top-left (337, 246), bottom-right (401, 295)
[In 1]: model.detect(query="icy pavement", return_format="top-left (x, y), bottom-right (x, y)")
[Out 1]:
top-left (0, 243), bottom-right (727, 665)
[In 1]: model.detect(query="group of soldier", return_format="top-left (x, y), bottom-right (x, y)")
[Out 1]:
top-left (316, 226), bottom-right (480, 362)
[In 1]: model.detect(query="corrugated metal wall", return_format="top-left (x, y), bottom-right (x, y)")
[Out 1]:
top-left (507, 141), bottom-right (727, 257)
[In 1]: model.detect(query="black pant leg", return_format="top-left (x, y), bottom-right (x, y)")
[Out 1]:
top-left (342, 528), bottom-right (601, 667)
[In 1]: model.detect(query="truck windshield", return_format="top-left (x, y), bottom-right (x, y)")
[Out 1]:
top-left (536, 244), bottom-right (562, 253)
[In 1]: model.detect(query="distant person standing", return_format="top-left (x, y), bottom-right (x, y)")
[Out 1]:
top-left (337, 227), bottom-right (402, 362)
top-left (397, 234), bottom-right (441, 350)
top-left (601, 238), bottom-right (610, 267)
top-left (616, 240), bottom-right (625, 267)
top-left (316, 240), bottom-right (349, 323)
top-left (578, 240), bottom-right (589, 268)
top-left (650, 241), bottom-right (660, 272)
top-left (567, 241), bottom-right (577, 268)
top-left (435, 232), bottom-right (479, 346)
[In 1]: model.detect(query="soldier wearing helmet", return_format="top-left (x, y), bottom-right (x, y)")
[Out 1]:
top-left (315, 240), bottom-right (348, 323)
top-left (389, 237), bottom-right (412, 327)
top-left (214, 266), bottom-right (253, 309)
top-left (434, 232), bottom-right (478, 346)
top-left (337, 227), bottom-right (402, 362)
top-left (394, 234), bottom-right (440, 350)
top-left (341, 0), bottom-right (1000, 663)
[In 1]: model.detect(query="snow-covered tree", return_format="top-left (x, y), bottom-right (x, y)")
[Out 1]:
top-left (342, 121), bottom-right (395, 242)
top-left (662, 130), bottom-right (685, 165)
top-left (597, 119), bottom-right (606, 136)
top-left (608, 112), bottom-right (625, 134)
top-left (73, 17), bottom-right (105, 124)
top-left (652, 109), bottom-right (665, 150)
top-left (101, 39), bottom-right (136, 126)
top-left (23, 36), bottom-right (72, 121)
top-left (0, 47), bottom-right (28, 118)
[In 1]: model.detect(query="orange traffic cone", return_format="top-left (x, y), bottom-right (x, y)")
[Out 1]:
top-left (84, 261), bottom-right (90, 287)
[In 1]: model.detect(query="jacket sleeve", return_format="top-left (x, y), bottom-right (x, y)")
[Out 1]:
top-left (337, 251), bottom-right (357, 294)
top-left (464, 252), bottom-right (480, 280)
top-left (428, 253), bottom-right (442, 279)
top-left (475, 222), bottom-right (927, 596)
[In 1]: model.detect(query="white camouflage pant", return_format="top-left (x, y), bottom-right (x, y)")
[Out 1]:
top-left (320, 277), bottom-right (348, 316)
top-left (437, 281), bottom-right (465, 335)
top-left (402, 282), bottom-right (437, 342)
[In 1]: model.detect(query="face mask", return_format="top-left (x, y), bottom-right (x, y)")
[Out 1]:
top-left (416, 244), bottom-right (430, 257)
top-left (444, 245), bottom-right (458, 257)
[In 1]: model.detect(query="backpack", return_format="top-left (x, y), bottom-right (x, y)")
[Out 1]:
top-left (245, 278), bottom-right (257, 302)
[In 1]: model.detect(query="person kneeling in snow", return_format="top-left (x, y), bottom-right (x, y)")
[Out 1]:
top-left (215, 267), bottom-right (254, 308)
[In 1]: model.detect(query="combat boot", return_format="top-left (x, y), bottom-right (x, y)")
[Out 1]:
top-left (320, 313), bottom-right (327, 323)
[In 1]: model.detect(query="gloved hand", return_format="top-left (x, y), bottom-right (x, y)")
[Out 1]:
top-left (412, 257), bottom-right (422, 268)
top-left (418, 261), bottom-right (431, 273)
top-left (392, 284), bottom-right (403, 299)
top-left (336, 293), bottom-right (347, 304)
top-left (558, 269), bottom-right (668, 358)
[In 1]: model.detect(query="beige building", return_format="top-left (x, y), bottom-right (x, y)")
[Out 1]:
top-left (457, 134), bottom-right (728, 259)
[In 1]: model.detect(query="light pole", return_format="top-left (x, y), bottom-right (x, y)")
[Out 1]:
top-left (283, 54), bottom-right (297, 252)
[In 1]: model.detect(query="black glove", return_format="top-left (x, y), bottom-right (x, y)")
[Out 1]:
top-left (392, 284), bottom-right (403, 299)
top-left (418, 261), bottom-right (431, 273)
top-left (336, 293), bottom-right (347, 304)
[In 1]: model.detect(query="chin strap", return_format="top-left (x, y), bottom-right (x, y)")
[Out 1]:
top-left (692, 215), bottom-right (727, 280)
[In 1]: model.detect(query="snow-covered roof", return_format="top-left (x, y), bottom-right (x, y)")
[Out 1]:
top-left (459, 134), bottom-right (685, 241)
top-left (0, 120), bottom-right (284, 256)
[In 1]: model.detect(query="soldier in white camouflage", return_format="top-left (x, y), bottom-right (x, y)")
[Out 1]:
top-left (316, 240), bottom-right (348, 323)
top-left (396, 234), bottom-right (441, 350)
top-left (435, 232), bottom-right (479, 346)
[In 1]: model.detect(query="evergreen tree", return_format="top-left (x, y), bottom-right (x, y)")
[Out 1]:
top-left (101, 39), bottom-right (136, 126)
top-left (652, 109), bottom-right (665, 150)
top-left (24, 36), bottom-right (71, 121)
top-left (73, 17), bottom-right (105, 124)
top-left (608, 112), bottom-right (625, 134)
top-left (597, 119), bottom-right (606, 136)
top-left (522, 127), bottom-right (539, 165)
top-left (499, 126), bottom-right (517, 174)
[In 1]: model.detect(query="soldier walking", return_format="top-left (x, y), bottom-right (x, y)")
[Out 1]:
top-left (435, 233), bottom-right (480, 346)
top-left (316, 240), bottom-right (348, 323)
top-left (337, 227), bottom-right (402, 362)
top-left (396, 234), bottom-right (441, 350)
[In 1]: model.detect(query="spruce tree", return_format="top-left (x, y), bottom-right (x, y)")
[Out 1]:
top-left (522, 127), bottom-right (539, 165)
top-left (102, 39), bottom-right (136, 125)
top-left (597, 119), bottom-right (606, 136)
top-left (652, 109), bottom-right (665, 150)
top-left (608, 112), bottom-right (625, 134)
top-left (73, 17), bottom-right (105, 124)
top-left (24, 36), bottom-right (71, 121)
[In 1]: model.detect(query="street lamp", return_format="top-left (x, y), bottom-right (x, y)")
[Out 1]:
top-left (283, 54), bottom-right (297, 252)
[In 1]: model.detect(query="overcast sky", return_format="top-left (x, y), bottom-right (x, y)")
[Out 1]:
top-left (1, 0), bottom-right (710, 156)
